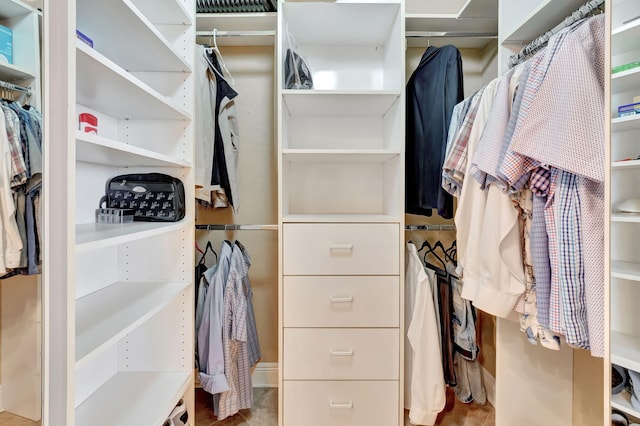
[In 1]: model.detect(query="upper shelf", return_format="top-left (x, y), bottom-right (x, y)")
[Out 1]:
top-left (76, 132), bottom-right (191, 168)
top-left (0, 0), bottom-right (37, 18)
top-left (76, 0), bottom-right (191, 73)
top-left (405, 13), bottom-right (497, 33)
top-left (196, 12), bottom-right (276, 32)
top-left (612, 67), bottom-right (640, 94)
top-left (132, 0), bottom-right (192, 25)
top-left (76, 221), bottom-right (184, 253)
top-left (283, 149), bottom-right (400, 163)
top-left (283, 2), bottom-right (400, 46)
top-left (282, 91), bottom-right (400, 116)
top-left (612, 19), bottom-right (640, 56)
top-left (612, 115), bottom-right (640, 132)
top-left (612, 261), bottom-right (640, 281)
top-left (75, 281), bottom-right (189, 367)
top-left (76, 42), bottom-right (191, 120)
top-left (195, 13), bottom-right (276, 45)
top-left (0, 62), bottom-right (34, 83)
top-left (612, 159), bottom-right (640, 170)
top-left (501, 0), bottom-right (587, 44)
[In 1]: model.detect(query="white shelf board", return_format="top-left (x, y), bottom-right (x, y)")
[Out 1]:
top-left (0, 62), bottom-right (34, 82)
top-left (501, 0), bottom-right (586, 44)
top-left (405, 13), bottom-right (497, 33)
top-left (283, 149), bottom-right (400, 163)
top-left (282, 90), bottom-right (401, 116)
top-left (196, 12), bottom-right (276, 32)
top-left (458, 0), bottom-right (498, 19)
top-left (612, 115), bottom-right (640, 132)
top-left (282, 214), bottom-right (401, 223)
top-left (76, 132), bottom-right (190, 168)
top-left (284, 2), bottom-right (400, 45)
top-left (612, 67), bottom-right (640, 94)
top-left (612, 261), bottom-right (640, 281)
top-left (76, 281), bottom-right (189, 367)
top-left (76, 371), bottom-right (190, 426)
top-left (612, 391), bottom-right (640, 420)
top-left (612, 331), bottom-right (640, 373)
top-left (134, 0), bottom-right (192, 25)
top-left (76, 222), bottom-right (184, 253)
top-left (76, 0), bottom-right (191, 72)
top-left (613, 19), bottom-right (640, 56)
top-left (612, 214), bottom-right (640, 223)
top-left (76, 42), bottom-right (190, 120)
top-left (406, 35), bottom-right (496, 49)
top-left (612, 159), bottom-right (640, 170)
top-left (0, 0), bottom-right (36, 18)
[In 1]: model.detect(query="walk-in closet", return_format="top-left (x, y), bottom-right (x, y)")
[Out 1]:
top-left (0, 0), bottom-right (628, 425)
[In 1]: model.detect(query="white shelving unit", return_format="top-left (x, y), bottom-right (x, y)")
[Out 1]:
top-left (610, 1), bottom-right (640, 424)
top-left (278, 1), bottom-right (405, 425)
top-left (44, 0), bottom-right (195, 424)
top-left (195, 12), bottom-right (276, 46)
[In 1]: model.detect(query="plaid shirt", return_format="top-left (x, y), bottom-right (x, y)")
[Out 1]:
top-left (442, 89), bottom-right (484, 196)
top-left (1, 106), bottom-right (27, 187)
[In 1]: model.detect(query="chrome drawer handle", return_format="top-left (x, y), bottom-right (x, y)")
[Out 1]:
top-left (330, 401), bottom-right (353, 409)
top-left (330, 295), bottom-right (353, 303)
top-left (329, 244), bottom-right (353, 251)
top-left (330, 349), bottom-right (354, 356)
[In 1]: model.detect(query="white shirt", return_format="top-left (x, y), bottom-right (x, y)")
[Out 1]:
top-left (406, 243), bottom-right (446, 426)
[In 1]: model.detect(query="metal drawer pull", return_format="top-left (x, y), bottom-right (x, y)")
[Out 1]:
top-left (330, 401), bottom-right (353, 409)
top-left (330, 295), bottom-right (353, 303)
top-left (329, 243), bottom-right (353, 251)
top-left (330, 349), bottom-right (354, 356)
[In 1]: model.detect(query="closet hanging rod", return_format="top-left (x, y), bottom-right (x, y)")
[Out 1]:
top-left (0, 80), bottom-right (31, 95)
top-left (196, 224), bottom-right (279, 231)
top-left (507, 0), bottom-right (604, 68)
top-left (405, 224), bottom-right (456, 231)
top-left (196, 30), bottom-right (276, 38)
top-left (406, 31), bottom-right (497, 39)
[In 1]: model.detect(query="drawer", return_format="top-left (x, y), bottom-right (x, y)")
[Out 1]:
top-left (283, 223), bottom-right (399, 275)
top-left (284, 275), bottom-right (399, 327)
top-left (283, 328), bottom-right (399, 380)
top-left (284, 380), bottom-right (399, 426)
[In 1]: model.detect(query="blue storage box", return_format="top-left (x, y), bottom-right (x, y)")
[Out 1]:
top-left (0, 25), bottom-right (13, 64)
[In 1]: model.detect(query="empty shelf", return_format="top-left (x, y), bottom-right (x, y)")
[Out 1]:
top-left (501, 0), bottom-right (586, 44)
top-left (612, 331), bottom-right (640, 373)
top-left (613, 19), bottom-right (640, 56)
top-left (612, 67), bottom-right (640, 94)
top-left (283, 149), bottom-right (400, 163)
top-left (612, 261), bottom-right (640, 281)
top-left (283, 91), bottom-right (400, 117)
top-left (282, 214), bottom-right (401, 223)
top-left (76, 222), bottom-right (183, 253)
top-left (76, 281), bottom-right (189, 367)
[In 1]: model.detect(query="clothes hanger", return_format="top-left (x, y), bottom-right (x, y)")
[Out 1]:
top-left (205, 28), bottom-right (235, 86)
top-left (197, 240), bottom-right (218, 265)
top-left (419, 239), bottom-right (447, 271)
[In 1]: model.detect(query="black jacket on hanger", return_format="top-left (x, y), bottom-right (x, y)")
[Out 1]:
top-left (406, 45), bottom-right (464, 219)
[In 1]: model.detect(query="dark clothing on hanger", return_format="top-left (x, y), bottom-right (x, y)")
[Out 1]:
top-left (406, 45), bottom-right (464, 219)
top-left (208, 50), bottom-right (238, 209)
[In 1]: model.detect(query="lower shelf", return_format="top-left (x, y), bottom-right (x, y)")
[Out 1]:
top-left (75, 371), bottom-right (190, 426)
top-left (612, 390), bottom-right (640, 420)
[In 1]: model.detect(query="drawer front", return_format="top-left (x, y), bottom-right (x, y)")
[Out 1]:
top-left (284, 275), bottom-right (399, 327)
top-left (284, 380), bottom-right (399, 426)
top-left (283, 223), bottom-right (399, 275)
top-left (284, 328), bottom-right (399, 380)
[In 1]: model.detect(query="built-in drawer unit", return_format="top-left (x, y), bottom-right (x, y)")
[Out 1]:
top-left (283, 380), bottom-right (399, 426)
top-left (283, 223), bottom-right (399, 275)
top-left (284, 275), bottom-right (399, 327)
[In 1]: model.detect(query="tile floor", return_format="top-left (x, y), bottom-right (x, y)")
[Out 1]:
top-left (195, 387), bottom-right (495, 426)
top-left (0, 386), bottom-right (493, 426)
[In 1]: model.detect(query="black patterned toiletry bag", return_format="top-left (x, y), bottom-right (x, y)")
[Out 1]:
top-left (100, 173), bottom-right (185, 222)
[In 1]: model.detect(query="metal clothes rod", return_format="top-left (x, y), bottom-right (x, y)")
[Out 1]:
top-left (0, 80), bottom-right (31, 95)
top-left (196, 224), bottom-right (279, 231)
top-left (406, 31), bottom-right (497, 39)
top-left (196, 30), bottom-right (276, 38)
top-left (507, 0), bottom-right (604, 68)
top-left (405, 224), bottom-right (456, 231)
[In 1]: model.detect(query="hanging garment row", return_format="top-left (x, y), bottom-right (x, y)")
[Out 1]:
top-left (0, 90), bottom-right (42, 279)
top-left (442, 13), bottom-right (605, 357)
top-left (195, 238), bottom-right (261, 421)
top-left (405, 233), bottom-right (486, 426)
top-left (195, 38), bottom-right (240, 213)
